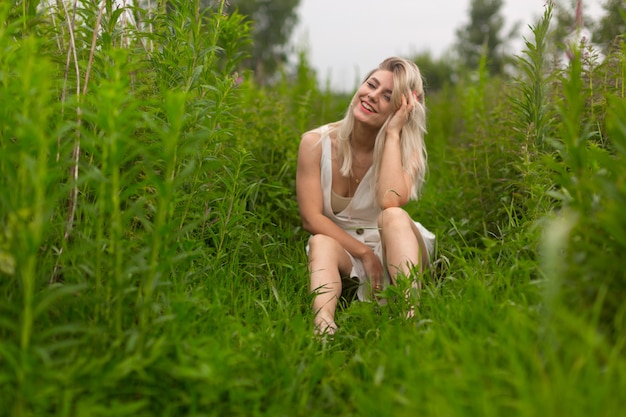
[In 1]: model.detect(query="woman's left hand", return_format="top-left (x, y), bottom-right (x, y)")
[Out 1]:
top-left (386, 92), bottom-right (417, 136)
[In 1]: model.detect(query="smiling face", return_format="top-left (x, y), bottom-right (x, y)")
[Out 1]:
top-left (351, 69), bottom-right (395, 129)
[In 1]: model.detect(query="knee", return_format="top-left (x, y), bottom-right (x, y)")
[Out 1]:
top-left (308, 234), bottom-right (340, 256)
top-left (378, 207), bottom-right (411, 230)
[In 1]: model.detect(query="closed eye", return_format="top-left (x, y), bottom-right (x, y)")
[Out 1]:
top-left (365, 77), bottom-right (391, 101)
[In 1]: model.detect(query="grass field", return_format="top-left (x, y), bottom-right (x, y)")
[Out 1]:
top-left (0, 2), bottom-right (624, 416)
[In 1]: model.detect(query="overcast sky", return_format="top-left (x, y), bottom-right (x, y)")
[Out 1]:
top-left (293, 0), bottom-right (605, 91)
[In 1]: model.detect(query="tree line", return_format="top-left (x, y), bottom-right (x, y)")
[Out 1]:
top-left (219, 0), bottom-right (625, 91)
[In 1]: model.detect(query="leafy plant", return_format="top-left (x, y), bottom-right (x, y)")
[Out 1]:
top-left (0, 1), bottom-right (624, 416)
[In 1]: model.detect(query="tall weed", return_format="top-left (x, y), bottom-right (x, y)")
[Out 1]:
top-left (541, 41), bottom-right (626, 338)
top-left (0, 0), bottom-right (291, 414)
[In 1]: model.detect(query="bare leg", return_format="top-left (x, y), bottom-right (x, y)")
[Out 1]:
top-left (378, 207), bottom-right (423, 278)
top-left (307, 234), bottom-right (353, 334)
top-left (378, 207), bottom-right (427, 317)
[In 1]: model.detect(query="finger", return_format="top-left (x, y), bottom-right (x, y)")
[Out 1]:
top-left (401, 93), bottom-right (408, 108)
top-left (406, 100), bottom-right (413, 117)
top-left (398, 95), bottom-right (410, 117)
top-left (401, 93), bottom-right (415, 112)
top-left (373, 270), bottom-right (384, 292)
top-left (369, 268), bottom-right (380, 285)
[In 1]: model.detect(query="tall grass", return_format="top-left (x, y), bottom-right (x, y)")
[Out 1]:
top-left (541, 36), bottom-right (626, 340)
top-left (0, 1), bottom-right (624, 416)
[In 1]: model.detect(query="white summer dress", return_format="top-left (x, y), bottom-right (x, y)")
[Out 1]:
top-left (308, 126), bottom-right (435, 301)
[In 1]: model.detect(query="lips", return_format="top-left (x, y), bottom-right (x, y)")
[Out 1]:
top-left (360, 101), bottom-right (376, 113)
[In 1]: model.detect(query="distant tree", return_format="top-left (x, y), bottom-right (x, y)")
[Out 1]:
top-left (411, 52), bottom-right (457, 92)
top-left (203, 0), bottom-right (301, 83)
top-left (455, 0), bottom-right (516, 75)
top-left (595, 0), bottom-right (626, 49)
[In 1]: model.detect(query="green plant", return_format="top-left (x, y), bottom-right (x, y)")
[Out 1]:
top-left (0, 1), bottom-right (624, 416)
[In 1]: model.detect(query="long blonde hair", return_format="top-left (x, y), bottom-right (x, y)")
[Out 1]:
top-left (329, 57), bottom-right (427, 200)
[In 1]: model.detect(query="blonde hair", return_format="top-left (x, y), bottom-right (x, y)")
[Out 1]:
top-left (329, 57), bottom-right (427, 200)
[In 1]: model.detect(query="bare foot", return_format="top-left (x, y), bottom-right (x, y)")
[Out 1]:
top-left (314, 316), bottom-right (337, 336)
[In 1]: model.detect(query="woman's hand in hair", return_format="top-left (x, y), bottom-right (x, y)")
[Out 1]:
top-left (386, 92), bottom-right (416, 137)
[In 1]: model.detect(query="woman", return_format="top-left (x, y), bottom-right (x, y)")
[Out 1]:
top-left (296, 57), bottom-right (435, 335)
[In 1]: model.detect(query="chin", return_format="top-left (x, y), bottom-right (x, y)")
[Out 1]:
top-left (354, 114), bottom-right (383, 129)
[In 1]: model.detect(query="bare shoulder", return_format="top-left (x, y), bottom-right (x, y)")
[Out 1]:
top-left (297, 129), bottom-right (323, 180)
top-left (300, 128), bottom-right (322, 146)
top-left (298, 129), bottom-right (323, 158)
